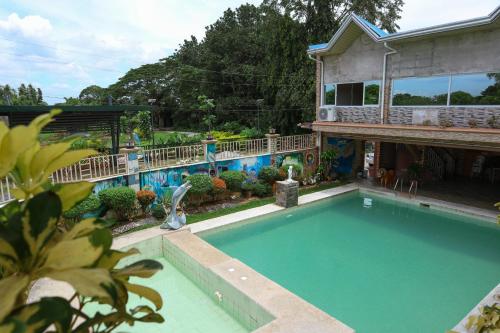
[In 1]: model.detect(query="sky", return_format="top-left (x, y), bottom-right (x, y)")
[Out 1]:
top-left (0, 0), bottom-right (498, 105)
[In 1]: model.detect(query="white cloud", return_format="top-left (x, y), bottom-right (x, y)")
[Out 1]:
top-left (396, 0), bottom-right (498, 31)
top-left (0, 13), bottom-right (52, 38)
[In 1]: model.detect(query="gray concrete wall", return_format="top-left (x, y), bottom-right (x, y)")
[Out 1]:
top-left (323, 34), bottom-right (386, 83)
top-left (388, 29), bottom-right (500, 78)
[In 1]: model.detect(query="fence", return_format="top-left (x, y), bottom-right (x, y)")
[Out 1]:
top-left (52, 153), bottom-right (129, 183)
top-left (1, 134), bottom-right (317, 205)
top-left (141, 144), bottom-right (204, 170)
top-left (216, 138), bottom-right (268, 160)
top-left (276, 134), bottom-right (316, 153)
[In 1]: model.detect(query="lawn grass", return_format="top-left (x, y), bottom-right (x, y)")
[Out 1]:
top-left (117, 181), bottom-right (346, 236)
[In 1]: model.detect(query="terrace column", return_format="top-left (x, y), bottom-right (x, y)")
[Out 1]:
top-left (120, 147), bottom-right (141, 191)
top-left (202, 139), bottom-right (217, 176)
top-left (265, 133), bottom-right (280, 154)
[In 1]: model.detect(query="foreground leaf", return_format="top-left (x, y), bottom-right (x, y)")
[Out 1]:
top-left (46, 268), bottom-right (114, 299)
top-left (0, 274), bottom-right (30, 322)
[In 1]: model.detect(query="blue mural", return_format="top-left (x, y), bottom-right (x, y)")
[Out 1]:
top-left (140, 162), bottom-right (210, 199)
top-left (93, 176), bottom-right (127, 194)
top-left (326, 137), bottom-right (355, 175)
top-left (216, 155), bottom-right (271, 179)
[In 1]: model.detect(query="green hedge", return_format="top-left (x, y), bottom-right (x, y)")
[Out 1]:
top-left (185, 174), bottom-right (213, 195)
top-left (258, 166), bottom-right (281, 184)
top-left (220, 171), bottom-right (246, 192)
top-left (98, 187), bottom-right (136, 220)
top-left (63, 194), bottom-right (101, 220)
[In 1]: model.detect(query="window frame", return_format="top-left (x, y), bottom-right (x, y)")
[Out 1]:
top-left (390, 71), bottom-right (500, 108)
top-left (322, 80), bottom-right (381, 107)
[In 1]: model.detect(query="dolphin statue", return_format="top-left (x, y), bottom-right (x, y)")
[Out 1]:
top-left (160, 181), bottom-right (192, 230)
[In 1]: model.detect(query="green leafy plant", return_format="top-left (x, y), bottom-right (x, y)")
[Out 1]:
top-left (63, 194), bottom-right (101, 221)
top-left (317, 150), bottom-right (337, 181)
top-left (220, 170), bottom-right (246, 192)
top-left (198, 95), bottom-right (216, 137)
top-left (449, 303), bottom-right (500, 333)
top-left (0, 110), bottom-right (164, 333)
top-left (151, 204), bottom-right (167, 220)
top-left (136, 110), bottom-right (153, 139)
top-left (185, 174), bottom-right (213, 206)
top-left (186, 174), bottom-right (213, 195)
top-left (98, 187), bottom-right (137, 221)
top-left (240, 127), bottom-right (263, 139)
top-left (258, 166), bottom-right (281, 184)
top-left (253, 181), bottom-right (271, 197)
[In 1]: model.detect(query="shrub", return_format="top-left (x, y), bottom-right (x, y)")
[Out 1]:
top-left (63, 194), bottom-right (101, 221)
top-left (152, 204), bottom-right (167, 220)
top-left (186, 174), bottom-right (213, 195)
top-left (258, 166), bottom-right (281, 184)
top-left (220, 170), bottom-right (246, 191)
top-left (137, 190), bottom-right (156, 213)
top-left (211, 177), bottom-right (227, 201)
top-left (240, 127), bottom-right (263, 139)
top-left (99, 187), bottom-right (137, 220)
top-left (221, 121), bottom-right (243, 133)
top-left (253, 182), bottom-right (271, 197)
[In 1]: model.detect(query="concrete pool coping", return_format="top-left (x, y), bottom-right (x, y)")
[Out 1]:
top-left (30, 183), bottom-right (498, 332)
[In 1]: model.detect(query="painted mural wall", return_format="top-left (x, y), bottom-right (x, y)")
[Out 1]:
top-left (273, 148), bottom-right (318, 178)
top-left (325, 137), bottom-right (355, 176)
top-left (93, 148), bottom-right (319, 200)
top-left (92, 176), bottom-right (128, 194)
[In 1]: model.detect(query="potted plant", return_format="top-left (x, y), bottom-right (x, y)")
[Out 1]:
top-left (241, 177), bottom-right (257, 198)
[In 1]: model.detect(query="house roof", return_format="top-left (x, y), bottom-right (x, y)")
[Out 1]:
top-left (308, 5), bottom-right (500, 55)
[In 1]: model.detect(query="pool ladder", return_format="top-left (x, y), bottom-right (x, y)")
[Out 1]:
top-left (393, 178), bottom-right (418, 198)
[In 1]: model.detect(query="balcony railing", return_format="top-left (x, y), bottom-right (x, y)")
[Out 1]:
top-left (141, 144), bottom-right (204, 170)
top-left (0, 177), bottom-right (13, 205)
top-left (52, 153), bottom-right (128, 183)
top-left (276, 134), bottom-right (316, 153)
top-left (216, 138), bottom-right (268, 160)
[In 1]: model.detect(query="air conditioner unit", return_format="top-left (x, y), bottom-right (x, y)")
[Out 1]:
top-left (319, 106), bottom-right (337, 121)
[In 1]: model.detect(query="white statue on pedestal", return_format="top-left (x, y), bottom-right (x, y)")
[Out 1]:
top-left (287, 165), bottom-right (293, 182)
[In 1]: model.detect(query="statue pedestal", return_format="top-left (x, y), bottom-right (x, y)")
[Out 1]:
top-left (275, 180), bottom-right (299, 208)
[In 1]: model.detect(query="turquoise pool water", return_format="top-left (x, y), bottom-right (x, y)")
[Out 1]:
top-left (203, 192), bottom-right (500, 333)
top-left (86, 257), bottom-right (248, 333)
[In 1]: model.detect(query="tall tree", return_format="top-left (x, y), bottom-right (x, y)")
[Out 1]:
top-left (264, 0), bottom-right (403, 43)
top-left (78, 85), bottom-right (108, 105)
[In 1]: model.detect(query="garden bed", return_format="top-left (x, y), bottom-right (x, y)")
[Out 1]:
top-left (112, 180), bottom-right (346, 236)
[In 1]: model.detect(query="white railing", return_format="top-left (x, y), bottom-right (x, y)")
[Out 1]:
top-left (0, 177), bottom-right (13, 205)
top-left (52, 153), bottom-right (128, 183)
top-left (141, 144), bottom-right (204, 170)
top-left (216, 138), bottom-right (268, 160)
top-left (276, 134), bottom-right (316, 153)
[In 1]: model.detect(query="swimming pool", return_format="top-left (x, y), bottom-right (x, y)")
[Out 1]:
top-left (202, 191), bottom-right (500, 333)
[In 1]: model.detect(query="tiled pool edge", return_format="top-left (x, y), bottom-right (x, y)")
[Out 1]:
top-left (163, 230), bottom-right (354, 333)
top-left (358, 186), bottom-right (497, 223)
top-left (189, 183), bottom-right (359, 234)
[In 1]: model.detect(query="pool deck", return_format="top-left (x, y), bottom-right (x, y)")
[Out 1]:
top-left (29, 183), bottom-right (498, 333)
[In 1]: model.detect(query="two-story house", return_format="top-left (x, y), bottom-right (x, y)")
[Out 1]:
top-left (307, 6), bottom-right (500, 205)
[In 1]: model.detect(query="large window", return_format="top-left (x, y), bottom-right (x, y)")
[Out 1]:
top-left (337, 83), bottom-right (363, 106)
top-left (450, 73), bottom-right (500, 105)
top-left (392, 76), bottom-right (449, 106)
top-left (323, 80), bottom-right (380, 106)
top-left (324, 84), bottom-right (336, 105)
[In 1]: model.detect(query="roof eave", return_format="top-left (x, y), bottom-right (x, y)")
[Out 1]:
top-left (307, 15), bottom-right (381, 55)
top-left (380, 5), bottom-right (500, 42)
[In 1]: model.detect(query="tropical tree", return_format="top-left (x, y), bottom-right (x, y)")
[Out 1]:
top-left (0, 110), bottom-right (164, 332)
